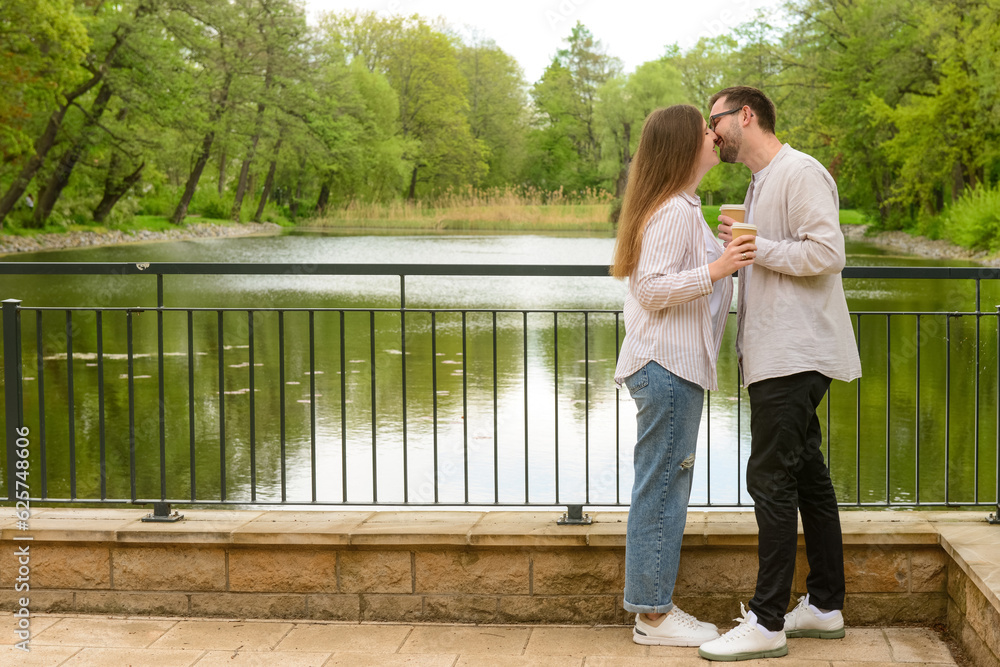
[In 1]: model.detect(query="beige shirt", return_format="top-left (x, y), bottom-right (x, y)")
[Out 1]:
top-left (736, 144), bottom-right (862, 386)
top-left (614, 192), bottom-right (733, 391)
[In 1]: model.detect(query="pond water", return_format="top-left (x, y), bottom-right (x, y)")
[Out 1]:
top-left (1, 228), bottom-right (997, 509)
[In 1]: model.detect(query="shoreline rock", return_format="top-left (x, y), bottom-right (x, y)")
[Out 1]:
top-left (841, 224), bottom-right (1000, 266)
top-left (0, 221), bottom-right (282, 257)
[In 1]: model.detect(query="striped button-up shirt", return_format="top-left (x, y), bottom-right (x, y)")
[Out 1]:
top-left (614, 192), bottom-right (733, 391)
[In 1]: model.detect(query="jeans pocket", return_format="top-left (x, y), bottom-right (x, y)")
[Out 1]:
top-left (624, 366), bottom-right (649, 395)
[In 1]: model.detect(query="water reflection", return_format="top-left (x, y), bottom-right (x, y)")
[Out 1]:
top-left (1, 230), bottom-right (996, 508)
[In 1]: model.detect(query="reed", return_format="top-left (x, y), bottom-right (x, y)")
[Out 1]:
top-left (311, 186), bottom-right (616, 229)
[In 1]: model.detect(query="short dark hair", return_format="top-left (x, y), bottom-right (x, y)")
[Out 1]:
top-left (710, 86), bottom-right (777, 135)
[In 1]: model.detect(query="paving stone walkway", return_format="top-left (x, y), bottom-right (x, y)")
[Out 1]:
top-left (0, 614), bottom-right (961, 666)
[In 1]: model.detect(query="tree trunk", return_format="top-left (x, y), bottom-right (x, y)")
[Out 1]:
top-left (33, 83), bottom-right (115, 226)
top-left (253, 136), bottom-right (283, 222)
top-left (290, 172), bottom-right (303, 220)
top-left (217, 146), bottom-right (226, 196)
top-left (0, 106), bottom-right (72, 227)
top-left (231, 146), bottom-right (256, 221)
top-left (315, 181), bottom-right (331, 214)
top-left (171, 71), bottom-right (233, 225)
top-left (408, 165), bottom-right (419, 201)
top-left (171, 130), bottom-right (216, 224)
top-left (614, 121), bottom-right (632, 199)
top-left (93, 159), bottom-right (145, 223)
top-left (951, 162), bottom-right (964, 203)
top-left (232, 49), bottom-right (273, 221)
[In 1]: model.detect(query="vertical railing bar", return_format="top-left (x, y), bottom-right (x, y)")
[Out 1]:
top-left (66, 310), bottom-right (76, 499)
top-left (2, 300), bottom-right (24, 502)
top-left (370, 310), bottom-right (377, 504)
top-left (615, 312), bottom-right (621, 504)
top-left (339, 310), bottom-right (347, 503)
top-left (523, 311), bottom-right (529, 504)
top-left (278, 310), bottom-right (286, 503)
top-left (432, 312), bottom-right (439, 503)
top-left (127, 311), bottom-right (136, 503)
top-left (157, 298), bottom-right (166, 501)
top-left (309, 310), bottom-right (317, 503)
top-left (915, 315), bottom-right (921, 505)
top-left (946, 314), bottom-right (951, 505)
top-left (188, 311), bottom-right (195, 502)
top-left (736, 336), bottom-right (742, 506)
top-left (584, 311), bottom-right (590, 504)
top-left (217, 310), bottom-right (226, 502)
top-left (400, 276), bottom-right (409, 504)
top-left (553, 311), bottom-right (559, 504)
top-left (825, 384), bottom-right (831, 475)
top-left (706, 389), bottom-right (712, 506)
top-left (975, 286), bottom-right (981, 503)
top-left (886, 314), bottom-right (891, 506)
top-left (36, 310), bottom-right (48, 498)
top-left (462, 311), bottom-right (468, 504)
top-left (492, 311), bottom-right (499, 505)
top-left (995, 306), bottom-right (999, 513)
top-left (249, 311), bottom-right (257, 503)
top-left (96, 311), bottom-right (105, 500)
top-left (856, 314), bottom-right (861, 506)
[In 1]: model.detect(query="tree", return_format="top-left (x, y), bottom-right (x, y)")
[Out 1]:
top-left (595, 59), bottom-right (688, 196)
top-left (228, 0), bottom-right (308, 221)
top-left (527, 23), bottom-right (621, 191)
top-left (458, 35), bottom-right (529, 187)
top-left (0, 0), bottom-right (152, 226)
top-left (0, 0), bottom-right (89, 162)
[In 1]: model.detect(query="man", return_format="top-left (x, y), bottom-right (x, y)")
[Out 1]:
top-left (697, 86), bottom-right (862, 662)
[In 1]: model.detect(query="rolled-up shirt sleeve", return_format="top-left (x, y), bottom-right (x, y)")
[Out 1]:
top-left (755, 165), bottom-right (845, 276)
top-left (631, 205), bottom-right (713, 310)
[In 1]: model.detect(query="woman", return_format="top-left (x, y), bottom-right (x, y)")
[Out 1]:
top-left (612, 105), bottom-right (756, 647)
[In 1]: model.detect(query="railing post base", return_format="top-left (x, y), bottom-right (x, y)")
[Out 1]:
top-left (989, 509), bottom-right (1000, 525)
top-left (141, 502), bottom-right (184, 523)
top-left (557, 505), bottom-right (591, 525)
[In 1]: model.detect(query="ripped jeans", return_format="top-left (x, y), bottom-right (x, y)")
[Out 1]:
top-left (622, 361), bottom-right (704, 613)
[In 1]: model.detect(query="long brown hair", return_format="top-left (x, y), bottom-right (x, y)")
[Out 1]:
top-left (611, 105), bottom-right (703, 279)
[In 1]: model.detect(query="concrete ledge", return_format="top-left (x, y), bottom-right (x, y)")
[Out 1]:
top-left (0, 509), bottom-right (997, 663)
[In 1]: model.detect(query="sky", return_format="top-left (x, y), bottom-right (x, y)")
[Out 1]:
top-left (303, 0), bottom-right (787, 84)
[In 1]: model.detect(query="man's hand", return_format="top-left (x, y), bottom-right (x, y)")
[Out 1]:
top-left (718, 215), bottom-right (735, 248)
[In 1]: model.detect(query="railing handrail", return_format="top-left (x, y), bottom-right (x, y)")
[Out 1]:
top-left (1, 262), bottom-right (999, 279)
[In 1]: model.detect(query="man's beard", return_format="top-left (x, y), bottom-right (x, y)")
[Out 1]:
top-left (718, 125), bottom-right (742, 163)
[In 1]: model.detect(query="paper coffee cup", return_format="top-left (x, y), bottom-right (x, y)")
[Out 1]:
top-left (720, 204), bottom-right (746, 223)
top-left (730, 223), bottom-right (757, 240)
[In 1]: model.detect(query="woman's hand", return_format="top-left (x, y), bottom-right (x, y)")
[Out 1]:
top-left (709, 235), bottom-right (756, 282)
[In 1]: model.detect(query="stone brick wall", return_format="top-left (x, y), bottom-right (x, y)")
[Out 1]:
top-left (0, 530), bottom-right (950, 628)
top-left (946, 550), bottom-right (1000, 665)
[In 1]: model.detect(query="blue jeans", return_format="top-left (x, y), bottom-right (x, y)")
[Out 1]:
top-left (622, 361), bottom-right (704, 614)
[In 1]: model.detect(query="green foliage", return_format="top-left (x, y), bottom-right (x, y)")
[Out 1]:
top-left (940, 184), bottom-right (1000, 251)
top-left (0, 0), bottom-right (90, 158)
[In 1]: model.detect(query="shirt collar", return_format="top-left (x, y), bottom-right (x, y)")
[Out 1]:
top-left (753, 143), bottom-right (792, 182)
top-left (678, 191), bottom-right (701, 206)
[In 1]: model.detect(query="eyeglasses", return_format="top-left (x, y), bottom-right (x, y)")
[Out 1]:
top-left (709, 107), bottom-right (741, 131)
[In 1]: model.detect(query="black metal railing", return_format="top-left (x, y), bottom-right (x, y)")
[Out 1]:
top-left (1, 263), bottom-right (999, 517)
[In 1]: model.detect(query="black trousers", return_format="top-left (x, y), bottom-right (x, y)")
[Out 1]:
top-left (746, 371), bottom-right (845, 632)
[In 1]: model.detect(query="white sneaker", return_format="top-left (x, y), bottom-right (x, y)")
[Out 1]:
top-left (697, 604), bottom-right (788, 661)
top-left (632, 606), bottom-right (720, 646)
top-left (784, 594), bottom-right (845, 639)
